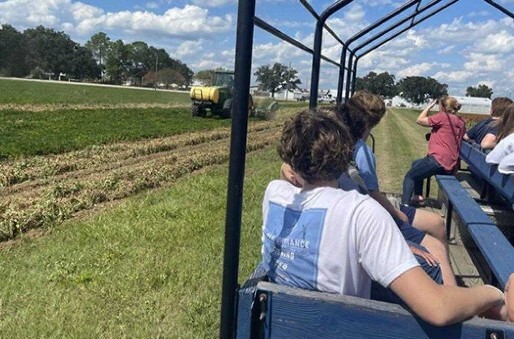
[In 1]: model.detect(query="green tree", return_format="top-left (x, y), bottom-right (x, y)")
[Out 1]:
top-left (466, 84), bottom-right (493, 98)
top-left (254, 63), bottom-right (301, 98)
top-left (85, 32), bottom-right (111, 81)
top-left (356, 71), bottom-right (398, 98)
top-left (194, 69), bottom-right (216, 86)
top-left (105, 39), bottom-right (132, 84)
top-left (0, 24), bottom-right (31, 77)
top-left (68, 46), bottom-right (101, 80)
top-left (398, 76), bottom-right (448, 105)
top-left (24, 26), bottom-right (78, 79)
top-left (157, 68), bottom-right (186, 88)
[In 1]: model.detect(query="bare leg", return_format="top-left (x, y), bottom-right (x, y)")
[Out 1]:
top-left (507, 273), bottom-right (514, 322)
top-left (420, 234), bottom-right (457, 286)
top-left (412, 209), bottom-right (446, 243)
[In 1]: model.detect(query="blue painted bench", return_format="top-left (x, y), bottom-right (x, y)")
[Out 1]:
top-left (436, 174), bottom-right (514, 288)
top-left (237, 271), bottom-right (514, 338)
top-left (460, 141), bottom-right (514, 210)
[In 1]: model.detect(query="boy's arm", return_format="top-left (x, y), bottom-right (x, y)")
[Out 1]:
top-left (390, 267), bottom-right (505, 326)
top-left (480, 133), bottom-right (497, 149)
top-left (368, 189), bottom-right (408, 223)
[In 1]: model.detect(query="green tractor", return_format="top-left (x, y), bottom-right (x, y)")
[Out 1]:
top-left (189, 70), bottom-right (254, 118)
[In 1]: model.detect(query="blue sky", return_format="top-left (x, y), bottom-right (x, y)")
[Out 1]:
top-left (1, 0), bottom-right (514, 96)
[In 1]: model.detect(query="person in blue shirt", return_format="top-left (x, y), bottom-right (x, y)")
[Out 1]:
top-left (269, 109), bottom-right (510, 325)
top-left (336, 90), bottom-right (457, 286)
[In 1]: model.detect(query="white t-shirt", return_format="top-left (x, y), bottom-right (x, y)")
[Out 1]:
top-left (499, 152), bottom-right (514, 174)
top-left (261, 180), bottom-right (418, 299)
top-left (486, 133), bottom-right (514, 164)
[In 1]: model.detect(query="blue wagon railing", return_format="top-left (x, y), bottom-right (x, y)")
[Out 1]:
top-left (222, 1), bottom-right (514, 338)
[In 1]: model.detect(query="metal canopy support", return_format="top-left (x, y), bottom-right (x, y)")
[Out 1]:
top-left (345, 0), bottom-right (514, 100)
top-left (347, 0), bottom-right (449, 96)
top-left (338, 0), bottom-right (421, 104)
top-left (309, 0), bottom-right (355, 109)
top-left (219, 0), bottom-right (255, 338)
top-left (254, 17), bottom-right (342, 68)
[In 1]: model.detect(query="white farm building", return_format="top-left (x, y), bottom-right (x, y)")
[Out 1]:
top-left (391, 95), bottom-right (491, 115)
top-left (453, 96), bottom-right (491, 115)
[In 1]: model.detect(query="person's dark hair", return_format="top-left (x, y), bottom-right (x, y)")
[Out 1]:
top-left (496, 103), bottom-right (514, 142)
top-left (336, 90), bottom-right (386, 141)
top-left (491, 97), bottom-right (513, 118)
top-left (278, 110), bottom-right (352, 184)
top-left (439, 96), bottom-right (461, 114)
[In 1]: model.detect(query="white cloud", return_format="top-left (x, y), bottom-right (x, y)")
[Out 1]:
top-left (397, 63), bottom-right (433, 78)
top-left (172, 40), bottom-right (204, 59)
top-left (464, 53), bottom-right (502, 72)
top-left (474, 31), bottom-right (514, 54)
top-left (0, 0), bottom-right (233, 39)
top-left (433, 70), bottom-right (473, 83)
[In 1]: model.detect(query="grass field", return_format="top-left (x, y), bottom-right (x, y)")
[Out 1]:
top-left (0, 78), bottom-right (191, 106)
top-left (0, 80), bottom-right (468, 337)
top-left (0, 108), bottom-right (425, 338)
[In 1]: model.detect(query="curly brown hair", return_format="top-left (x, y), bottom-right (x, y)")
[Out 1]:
top-left (491, 97), bottom-right (513, 118)
top-left (337, 90), bottom-right (386, 141)
top-left (277, 110), bottom-right (352, 184)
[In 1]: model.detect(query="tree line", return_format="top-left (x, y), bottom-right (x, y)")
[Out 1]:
top-left (0, 24), bottom-right (193, 88)
top-left (356, 71), bottom-right (494, 103)
top-left (243, 62), bottom-right (494, 103)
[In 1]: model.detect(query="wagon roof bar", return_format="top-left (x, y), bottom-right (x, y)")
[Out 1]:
top-left (222, 1), bottom-right (514, 338)
top-left (343, 0), bottom-right (454, 98)
top-left (348, 0), bottom-right (459, 96)
top-left (254, 17), bottom-right (342, 68)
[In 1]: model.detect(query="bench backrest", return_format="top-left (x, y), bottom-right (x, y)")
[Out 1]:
top-left (436, 174), bottom-right (514, 288)
top-left (460, 141), bottom-right (514, 210)
top-left (237, 280), bottom-right (514, 338)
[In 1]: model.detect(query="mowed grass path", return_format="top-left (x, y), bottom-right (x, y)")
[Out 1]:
top-left (373, 107), bottom-right (437, 196)
top-left (0, 108), bottom-right (426, 337)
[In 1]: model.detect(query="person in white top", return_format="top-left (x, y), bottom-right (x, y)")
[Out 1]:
top-left (263, 109), bottom-right (512, 325)
top-left (486, 103), bottom-right (514, 165)
top-left (498, 152), bottom-right (514, 174)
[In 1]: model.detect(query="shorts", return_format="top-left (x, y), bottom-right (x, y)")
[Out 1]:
top-left (394, 218), bottom-right (426, 244)
top-left (370, 242), bottom-right (443, 304)
top-left (399, 204), bottom-right (416, 225)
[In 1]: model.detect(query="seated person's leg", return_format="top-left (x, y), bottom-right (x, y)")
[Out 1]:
top-left (419, 233), bottom-right (457, 286)
top-left (395, 217), bottom-right (456, 286)
top-left (507, 273), bottom-right (514, 322)
top-left (371, 242), bottom-right (442, 304)
top-left (401, 205), bottom-right (446, 244)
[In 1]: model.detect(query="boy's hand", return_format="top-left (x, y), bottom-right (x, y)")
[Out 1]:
top-left (409, 245), bottom-right (439, 266)
top-left (397, 210), bottom-right (409, 224)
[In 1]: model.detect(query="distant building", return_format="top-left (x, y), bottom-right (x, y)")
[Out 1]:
top-left (391, 95), bottom-right (491, 115)
top-left (453, 96), bottom-right (491, 115)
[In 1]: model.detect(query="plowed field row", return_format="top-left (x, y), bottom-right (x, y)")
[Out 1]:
top-left (0, 118), bottom-right (285, 241)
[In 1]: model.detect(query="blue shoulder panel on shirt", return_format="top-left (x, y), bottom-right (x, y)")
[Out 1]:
top-left (262, 202), bottom-right (327, 290)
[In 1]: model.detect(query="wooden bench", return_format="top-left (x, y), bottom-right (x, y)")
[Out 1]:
top-left (460, 141), bottom-right (514, 210)
top-left (436, 174), bottom-right (514, 288)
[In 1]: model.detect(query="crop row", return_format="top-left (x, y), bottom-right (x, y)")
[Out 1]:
top-left (0, 124), bottom-right (282, 241)
top-left (0, 120), bottom-right (281, 188)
